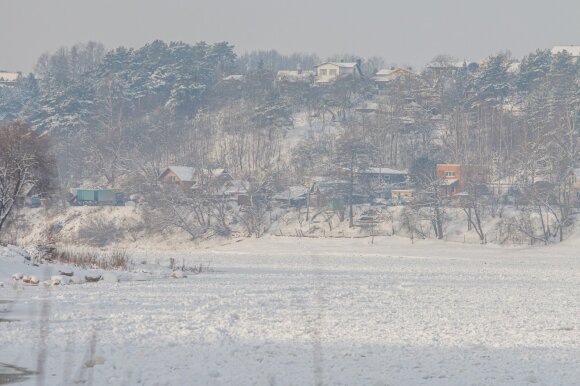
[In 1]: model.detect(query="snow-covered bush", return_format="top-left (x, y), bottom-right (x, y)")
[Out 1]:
top-left (77, 216), bottom-right (121, 247)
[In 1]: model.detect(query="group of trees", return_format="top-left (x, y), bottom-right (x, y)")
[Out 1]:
top-left (0, 122), bottom-right (53, 234)
top-left (0, 40), bottom-right (578, 243)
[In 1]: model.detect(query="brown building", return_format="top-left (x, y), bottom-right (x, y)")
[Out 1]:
top-left (436, 164), bottom-right (488, 196)
top-left (158, 166), bottom-right (230, 189)
top-left (158, 166), bottom-right (197, 188)
top-left (436, 164), bottom-right (462, 195)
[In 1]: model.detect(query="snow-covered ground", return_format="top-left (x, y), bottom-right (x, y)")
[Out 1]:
top-left (1, 237), bottom-right (579, 385)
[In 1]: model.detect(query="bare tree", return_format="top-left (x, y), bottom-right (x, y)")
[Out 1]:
top-left (0, 122), bottom-right (54, 234)
top-left (335, 129), bottom-right (378, 228)
top-left (461, 183), bottom-right (488, 243)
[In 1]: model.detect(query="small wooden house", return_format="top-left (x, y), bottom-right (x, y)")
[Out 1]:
top-left (158, 166), bottom-right (197, 188)
top-left (304, 176), bottom-right (349, 209)
top-left (216, 179), bottom-right (251, 205)
top-left (273, 186), bottom-right (309, 207)
top-left (373, 68), bottom-right (418, 88)
top-left (158, 166), bottom-right (230, 189)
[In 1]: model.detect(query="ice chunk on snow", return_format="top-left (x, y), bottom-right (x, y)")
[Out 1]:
top-left (132, 273), bottom-right (149, 281)
top-left (101, 273), bottom-right (119, 283)
top-left (51, 275), bottom-right (70, 285)
top-left (22, 275), bottom-right (39, 285)
top-left (171, 271), bottom-right (186, 279)
top-left (69, 276), bottom-right (86, 285)
top-left (84, 356), bottom-right (106, 368)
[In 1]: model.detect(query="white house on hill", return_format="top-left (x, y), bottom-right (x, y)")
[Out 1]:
top-left (0, 71), bottom-right (21, 86)
top-left (314, 61), bottom-right (362, 84)
top-left (551, 46), bottom-right (580, 62)
top-left (373, 68), bottom-right (418, 86)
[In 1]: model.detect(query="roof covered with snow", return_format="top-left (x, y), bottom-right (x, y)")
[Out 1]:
top-left (359, 167), bottom-right (408, 175)
top-left (438, 178), bottom-right (459, 186)
top-left (314, 62), bottom-right (359, 69)
top-left (222, 75), bottom-right (244, 81)
top-left (376, 69), bottom-right (395, 76)
top-left (273, 186), bottom-right (309, 201)
top-left (507, 62), bottom-right (521, 73)
top-left (426, 60), bottom-right (473, 69)
top-left (551, 46), bottom-right (580, 57)
top-left (276, 70), bottom-right (315, 82)
top-left (375, 68), bottom-right (417, 77)
top-left (210, 168), bottom-right (227, 177)
top-left (165, 166), bottom-right (195, 182)
top-left (161, 166), bottom-right (227, 182)
top-left (221, 179), bottom-right (250, 195)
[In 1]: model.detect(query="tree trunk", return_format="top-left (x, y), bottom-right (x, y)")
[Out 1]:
top-left (349, 159), bottom-right (354, 228)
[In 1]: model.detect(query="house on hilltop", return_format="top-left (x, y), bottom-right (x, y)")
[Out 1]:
top-left (158, 166), bottom-right (230, 189)
top-left (551, 46), bottom-right (580, 62)
top-left (424, 60), bottom-right (479, 81)
top-left (0, 71), bottom-right (20, 87)
top-left (159, 166), bottom-right (196, 187)
top-left (373, 68), bottom-right (418, 87)
top-left (314, 61), bottom-right (362, 84)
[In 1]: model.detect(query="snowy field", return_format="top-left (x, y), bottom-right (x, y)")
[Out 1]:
top-left (1, 236), bottom-right (579, 385)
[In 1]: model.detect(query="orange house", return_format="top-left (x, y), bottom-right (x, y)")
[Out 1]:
top-left (436, 164), bottom-right (462, 195)
top-left (436, 164), bottom-right (489, 196)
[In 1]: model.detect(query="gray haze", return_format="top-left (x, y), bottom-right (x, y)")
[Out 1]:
top-left (1, 0), bottom-right (579, 72)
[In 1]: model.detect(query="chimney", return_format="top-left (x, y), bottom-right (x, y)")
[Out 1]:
top-left (297, 63), bottom-right (302, 75)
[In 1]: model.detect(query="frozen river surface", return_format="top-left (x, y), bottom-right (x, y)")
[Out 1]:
top-left (1, 237), bottom-right (579, 385)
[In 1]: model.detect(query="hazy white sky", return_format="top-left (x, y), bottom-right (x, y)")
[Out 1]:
top-left (1, 0), bottom-right (579, 72)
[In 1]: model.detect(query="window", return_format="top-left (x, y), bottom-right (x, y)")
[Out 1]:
top-left (444, 171), bottom-right (455, 177)
top-left (319, 69), bottom-right (327, 76)
top-left (329, 69), bottom-right (337, 76)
